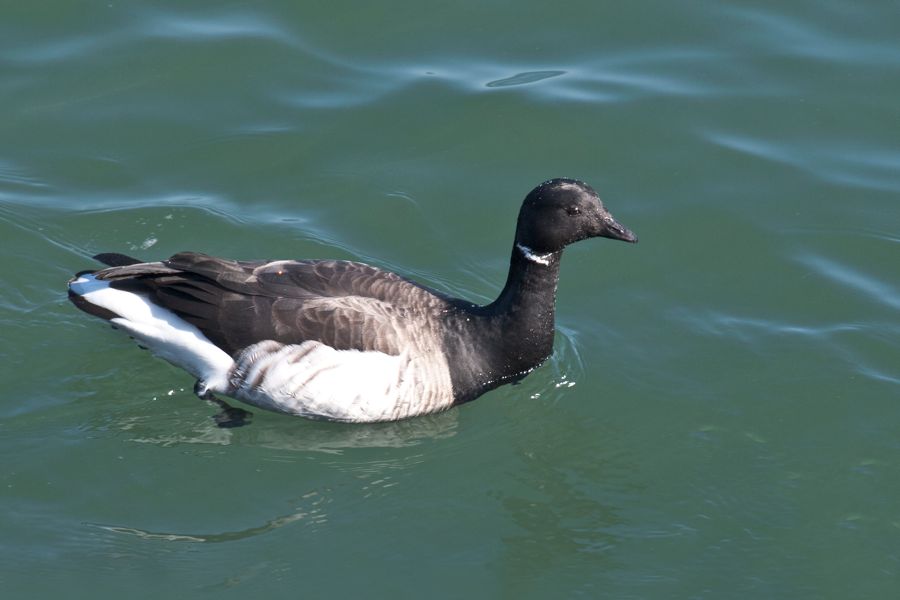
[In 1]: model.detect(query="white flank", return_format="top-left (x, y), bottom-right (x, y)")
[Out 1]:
top-left (69, 274), bottom-right (234, 392)
top-left (516, 243), bottom-right (553, 266)
top-left (230, 340), bottom-right (454, 422)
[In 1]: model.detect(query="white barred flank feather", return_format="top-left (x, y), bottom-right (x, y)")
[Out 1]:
top-left (228, 340), bottom-right (454, 422)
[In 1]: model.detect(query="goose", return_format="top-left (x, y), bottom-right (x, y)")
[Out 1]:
top-left (67, 178), bottom-right (637, 425)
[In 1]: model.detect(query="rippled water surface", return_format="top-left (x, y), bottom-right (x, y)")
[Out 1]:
top-left (2, 1), bottom-right (899, 598)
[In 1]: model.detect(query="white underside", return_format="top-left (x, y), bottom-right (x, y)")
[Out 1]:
top-left (230, 341), bottom-right (443, 422)
top-left (69, 274), bottom-right (454, 422)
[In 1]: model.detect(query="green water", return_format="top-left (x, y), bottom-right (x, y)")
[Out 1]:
top-left (2, 1), bottom-right (899, 597)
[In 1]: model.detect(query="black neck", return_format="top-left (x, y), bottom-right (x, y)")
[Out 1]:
top-left (479, 245), bottom-right (563, 376)
top-left (485, 244), bottom-right (562, 340)
top-left (444, 243), bottom-right (564, 404)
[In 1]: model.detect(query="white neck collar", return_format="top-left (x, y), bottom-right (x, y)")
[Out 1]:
top-left (516, 243), bottom-right (553, 266)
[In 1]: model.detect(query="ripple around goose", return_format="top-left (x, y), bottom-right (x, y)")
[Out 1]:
top-left (67, 178), bottom-right (637, 425)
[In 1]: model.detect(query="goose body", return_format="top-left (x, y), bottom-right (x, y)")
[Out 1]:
top-left (68, 179), bottom-right (637, 424)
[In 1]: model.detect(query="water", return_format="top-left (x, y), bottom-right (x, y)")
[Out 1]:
top-left (2, 1), bottom-right (899, 597)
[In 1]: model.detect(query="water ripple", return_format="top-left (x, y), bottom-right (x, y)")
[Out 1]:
top-left (704, 130), bottom-right (900, 192)
top-left (0, 159), bottom-right (52, 194)
top-left (705, 314), bottom-right (866, 340)
top-left (719, 6), bottom-right (900, 66)
top-left (139, 9), bottom-right (292, 43)
top-left (799, 254), bottom-right (900, 312)
top-left (416, 52), bottom-right (730, 102)
top-left (2, 8), bottom-right (294, 66)
top-left (486, 70), bottom-right (566, 88)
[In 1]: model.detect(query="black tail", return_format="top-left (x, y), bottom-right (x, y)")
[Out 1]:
top-left (94, 252), bottom-right (142, 267)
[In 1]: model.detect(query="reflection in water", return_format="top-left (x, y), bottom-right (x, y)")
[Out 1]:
top-left (88, 490), bottom-right (328, 543)
top-left (123, 402), bottom-right (459, 453)
top-left (491, 410), bottom-right (636, 595)
top-left (111, 324), bottom-right (588, 453)
top-left (83, 437), bottom-right (430, 552)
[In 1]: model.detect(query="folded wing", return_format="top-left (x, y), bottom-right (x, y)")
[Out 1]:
top-left (93, 252), bottom-right (451, 356)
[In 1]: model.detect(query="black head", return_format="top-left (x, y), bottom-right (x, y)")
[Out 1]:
top-left (515, 178), bottom-right (638, 254)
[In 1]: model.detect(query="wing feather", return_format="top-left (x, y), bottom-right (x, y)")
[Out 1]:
top-left (90, 252), bottom-right (450, 357)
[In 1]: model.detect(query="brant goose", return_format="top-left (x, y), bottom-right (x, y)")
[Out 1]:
top-left (68, 179), bottom-right (637, 425)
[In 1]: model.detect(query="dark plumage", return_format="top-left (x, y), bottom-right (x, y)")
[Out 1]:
top-left (68, 178), bottom-right (637, 424)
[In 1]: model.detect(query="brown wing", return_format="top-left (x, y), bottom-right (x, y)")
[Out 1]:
top-left (94, 252), bottom-right (452, 356)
